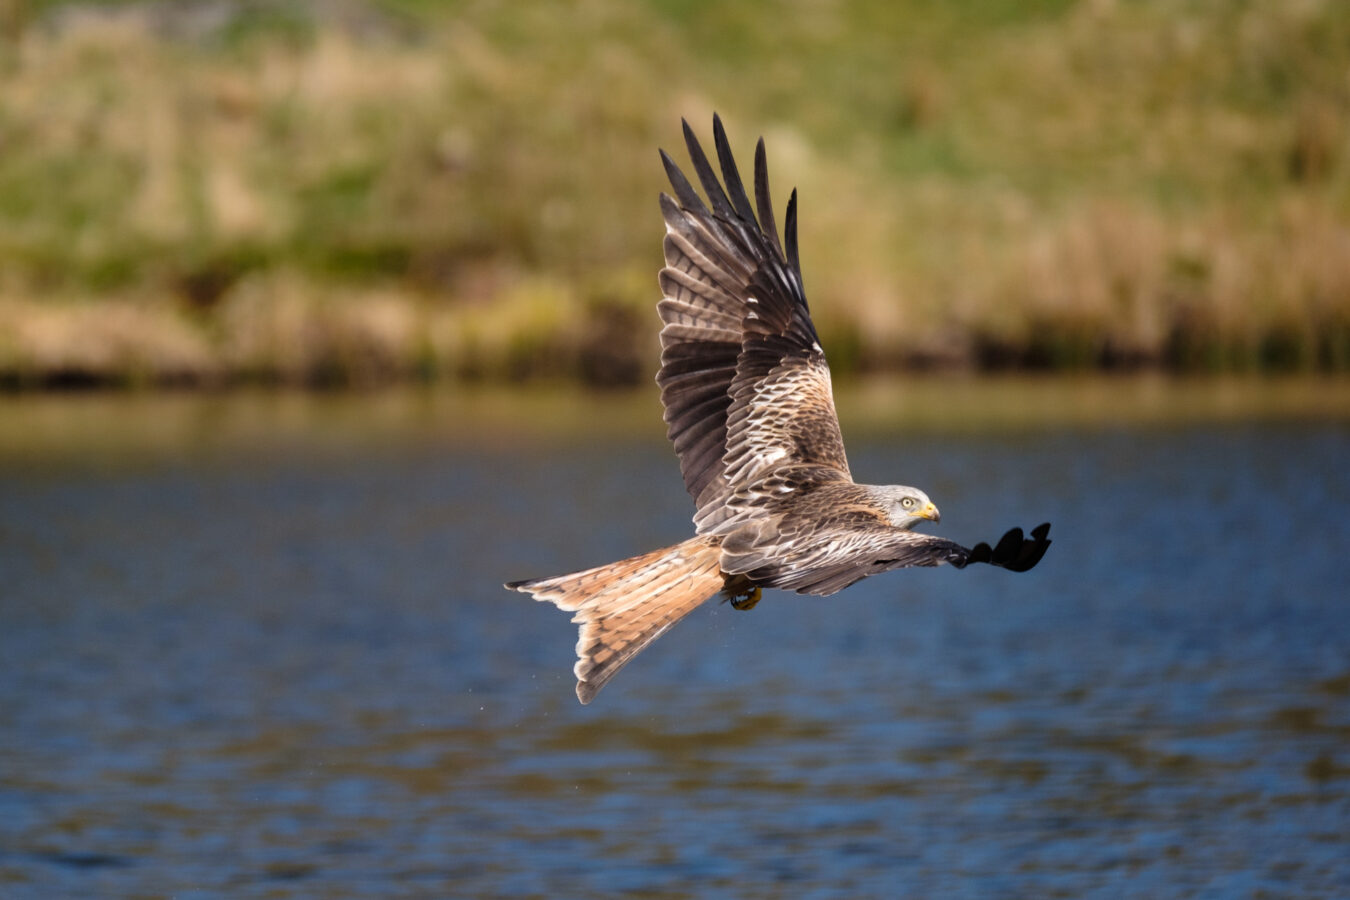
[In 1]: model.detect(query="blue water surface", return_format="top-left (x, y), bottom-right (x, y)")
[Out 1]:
top-left (1, 393), bottom-right (1348, 898)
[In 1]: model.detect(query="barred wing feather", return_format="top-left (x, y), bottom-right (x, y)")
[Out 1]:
top-left (657, 115), bottom-right (851, 535)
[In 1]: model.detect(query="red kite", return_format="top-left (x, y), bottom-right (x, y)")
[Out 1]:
top-left (509, 117), bottom-right (1050, 703)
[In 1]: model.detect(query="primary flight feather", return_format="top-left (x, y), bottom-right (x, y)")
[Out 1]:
top-left (508, 115), bottom-right (1051, 703)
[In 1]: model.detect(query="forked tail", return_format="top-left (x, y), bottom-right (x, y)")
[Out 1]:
top-left (506, 536), bottom-right (724, 703)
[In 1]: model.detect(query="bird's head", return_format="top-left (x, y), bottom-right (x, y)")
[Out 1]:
top-left (877, 485), bottom-right (940, 530)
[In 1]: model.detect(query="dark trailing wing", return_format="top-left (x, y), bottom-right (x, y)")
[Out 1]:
top-left (955, 522), bottom-right (1053, 573)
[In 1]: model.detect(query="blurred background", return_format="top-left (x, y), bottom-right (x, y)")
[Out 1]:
top-left (0, 0), bottom-right (1348, 385)
top-left (2, 1), bottom-right (1349, 898)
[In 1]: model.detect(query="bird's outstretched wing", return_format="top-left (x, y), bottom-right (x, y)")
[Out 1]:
top-left (723, 516), bottom-right (1053, 596)
top-left (657, 115), bottom-right (851, 536)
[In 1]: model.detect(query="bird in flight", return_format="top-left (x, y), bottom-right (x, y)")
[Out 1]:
top-left (508, 115), bottom-right (1051, 704)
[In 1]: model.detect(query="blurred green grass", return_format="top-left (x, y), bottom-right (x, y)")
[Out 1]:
top-left (1, 0), bottom-right (1348, 386)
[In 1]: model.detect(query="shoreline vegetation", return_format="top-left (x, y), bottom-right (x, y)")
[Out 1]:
top-left (4, 376), bottom-right (1350, 465)
top-left (2, 0), bottom-right (1349, 389)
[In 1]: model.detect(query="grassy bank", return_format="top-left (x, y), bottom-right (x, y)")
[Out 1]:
top-left (1, 0), bottom-right (1349, 386)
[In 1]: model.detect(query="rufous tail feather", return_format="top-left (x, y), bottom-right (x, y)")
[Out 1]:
top-left (506, 536), bottom-right (723, 703)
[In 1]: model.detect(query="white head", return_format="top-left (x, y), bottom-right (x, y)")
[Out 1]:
top-left (872, 485), bottom-right (941, 530)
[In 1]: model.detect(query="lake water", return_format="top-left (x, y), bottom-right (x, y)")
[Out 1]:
top-left (2, 380), bottom-right (1348, 898)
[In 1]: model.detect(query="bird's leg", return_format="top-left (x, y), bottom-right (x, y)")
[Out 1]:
top-left (728, 586), bottom-right (761, 611)
top-left (721, 574), bottom-right (761, 611)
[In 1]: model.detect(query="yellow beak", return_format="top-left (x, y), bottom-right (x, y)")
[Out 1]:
top-left (919, 501), bottom-right (941, 523)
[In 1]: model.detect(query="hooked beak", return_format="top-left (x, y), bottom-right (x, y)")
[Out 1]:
top-left (919, 501), bottom-right (941, 524)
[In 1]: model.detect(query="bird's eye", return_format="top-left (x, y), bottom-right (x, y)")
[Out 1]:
top-left (902, 498), bottom-right (915, 509)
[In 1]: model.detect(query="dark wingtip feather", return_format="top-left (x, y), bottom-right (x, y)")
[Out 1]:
top-left (754, 138), bottom-right (783, 257)
top-left (1012, 523), bottom-right (1052, 572)
top-left (785, 188), bottom-right (800, 273)
top-left (660, 149), bottom-right (708, 215)
top-left (960, 522), bottom-right (1051, 572)
top-left (992, 527), bottom-right (1025, 562)
top-left (712, 114), bottom-right (759, 227)
top-left (683, 116), bottom-right (735, 218)
top-left (998, 523), bottom-right (1052, 572)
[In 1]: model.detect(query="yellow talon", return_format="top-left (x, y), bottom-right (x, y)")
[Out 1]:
top-left (727, 585), bottom-right (761, 611)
